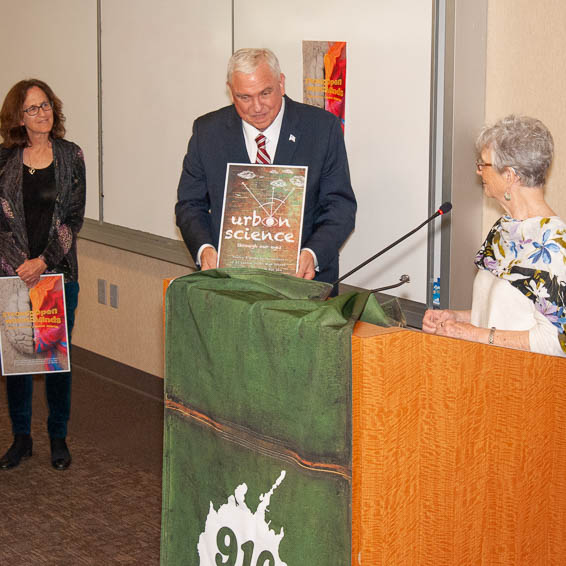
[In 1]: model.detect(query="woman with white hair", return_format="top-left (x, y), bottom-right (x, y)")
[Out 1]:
top-left (423, 115), bottom-right (566, 356)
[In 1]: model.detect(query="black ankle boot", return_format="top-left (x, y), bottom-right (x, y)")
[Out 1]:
top-left (50, 437), bottom-right (71, 470)
top-left (0, 434), bottom-right (33, 469)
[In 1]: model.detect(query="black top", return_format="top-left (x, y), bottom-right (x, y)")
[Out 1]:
top-left (22, 162), bottom-right (56, 259)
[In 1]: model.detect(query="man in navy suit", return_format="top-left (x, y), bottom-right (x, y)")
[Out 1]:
top-left (175, 48), bottom-right (356, 286)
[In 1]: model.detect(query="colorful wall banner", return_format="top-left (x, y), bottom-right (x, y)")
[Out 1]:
top-left (303, 41), bottom-right (347, 131)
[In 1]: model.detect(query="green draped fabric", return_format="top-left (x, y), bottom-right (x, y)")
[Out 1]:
top-left (161, 269), bottom-right (392, 566)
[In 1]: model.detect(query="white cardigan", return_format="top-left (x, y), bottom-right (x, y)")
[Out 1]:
top-left (471, 269), bottom-right (565, 357)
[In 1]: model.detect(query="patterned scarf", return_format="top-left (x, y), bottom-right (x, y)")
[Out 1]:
top-left (475, 215), bottom-right (566, 353)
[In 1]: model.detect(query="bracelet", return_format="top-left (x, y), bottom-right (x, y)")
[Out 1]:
top-left (488, 326), bottom-right (496, 345)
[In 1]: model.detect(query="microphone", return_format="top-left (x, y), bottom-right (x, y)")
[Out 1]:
top-left (333, 202), bottom-right (452, 287)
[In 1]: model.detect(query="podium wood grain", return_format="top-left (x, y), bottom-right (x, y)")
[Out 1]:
top-left (351, 323), bottom-right (566, 565)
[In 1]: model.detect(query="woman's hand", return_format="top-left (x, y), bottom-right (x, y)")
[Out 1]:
top-left (16, 258), bottom-right (47, 288)
top-left (423, 309), bottom-right (531, 350)
top-left (434, 319), bottom-right (482, 341)
top-left (423, 308), bottom-right (486, 343)
top-left (422, 309), bottom-right (459, 333)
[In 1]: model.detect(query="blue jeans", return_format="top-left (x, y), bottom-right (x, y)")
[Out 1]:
top-left (6, 281), bottom-right (79, 439)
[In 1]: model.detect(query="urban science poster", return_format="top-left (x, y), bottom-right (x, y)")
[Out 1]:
top-left (217, 163), bottom-right (308, 274)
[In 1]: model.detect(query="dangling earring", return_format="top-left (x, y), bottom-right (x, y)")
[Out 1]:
top-left (504, 191), bottom-right (511, 201)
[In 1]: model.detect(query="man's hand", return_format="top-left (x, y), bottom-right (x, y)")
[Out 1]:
top-left (200, 247), bottom-right (218, 271)
top-left (16, 258), bottom-right (47, 288)
top-left (295, 250), bottom-right (316, 280)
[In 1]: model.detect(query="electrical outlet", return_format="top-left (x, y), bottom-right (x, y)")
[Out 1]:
top-left (110, 284), bottom-right (119, 308)
top-left (97, 279), bottom-right (107, 305)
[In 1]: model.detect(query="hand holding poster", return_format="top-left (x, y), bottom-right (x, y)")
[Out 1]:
top-left (217, 163), bottom-right (307, 274)
top-left (0, 274), bottom-right (69, 376)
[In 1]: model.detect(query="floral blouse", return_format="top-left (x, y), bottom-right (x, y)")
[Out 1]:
top-left (475, 215), bottom-right (566, 353)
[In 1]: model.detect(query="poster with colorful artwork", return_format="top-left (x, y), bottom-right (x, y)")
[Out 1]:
top-left (0, 274), bottom-right (69, 376)
top-left (217, 163), bottom-right (307, 274)
top-left (302, 40), bottom-right (347, 131)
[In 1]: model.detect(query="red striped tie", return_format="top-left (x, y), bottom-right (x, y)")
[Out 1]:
top-left (255, 134), bottom-right (271, 164)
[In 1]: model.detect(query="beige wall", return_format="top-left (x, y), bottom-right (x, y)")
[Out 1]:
top-left (73, 240), bottom-right (192, 378)
top-left (483, 0), bottom-right (566, 232)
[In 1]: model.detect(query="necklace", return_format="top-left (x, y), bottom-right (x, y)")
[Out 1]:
top-left (25, 142), bottom-right (53, 175)
top-left (25, 148), bottom-right (35, 175)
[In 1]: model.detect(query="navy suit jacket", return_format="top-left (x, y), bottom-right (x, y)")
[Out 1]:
top-left (175, 95), bottom-right (356, 284)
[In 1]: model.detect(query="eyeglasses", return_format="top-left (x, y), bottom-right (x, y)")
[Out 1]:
top-left (475, 160), bottom-right (493, 172)
top-left (23, 101), bottom-right (52, 116)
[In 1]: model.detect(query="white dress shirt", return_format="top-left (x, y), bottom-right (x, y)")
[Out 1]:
top-left (241, 99), bottom-right (285, 163)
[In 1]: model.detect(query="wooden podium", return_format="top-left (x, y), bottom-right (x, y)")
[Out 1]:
top-left (351, 323), bottom-right (566, 565)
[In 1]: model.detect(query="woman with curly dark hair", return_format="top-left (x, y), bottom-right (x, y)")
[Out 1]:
top-left (0, 79), bottom-right (85, 470)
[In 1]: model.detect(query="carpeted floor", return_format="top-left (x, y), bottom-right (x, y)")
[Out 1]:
top-left (0, 364), bottom-right (163, 565)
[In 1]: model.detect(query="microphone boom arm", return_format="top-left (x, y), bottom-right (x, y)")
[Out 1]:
top-left (333, 203), bottom-right (451, 287)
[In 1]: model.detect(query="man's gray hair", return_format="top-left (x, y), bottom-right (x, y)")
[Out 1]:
top-left (476, 114), bottom-right (554, 187)
top-left (227, 48), bottom-right (282, 85)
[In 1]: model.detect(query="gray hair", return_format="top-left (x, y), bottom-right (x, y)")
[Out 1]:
top-left (476, 115), bottom-right (554, 187)
top-left (226, 48), bottom-right (281, 85)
